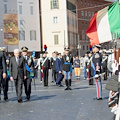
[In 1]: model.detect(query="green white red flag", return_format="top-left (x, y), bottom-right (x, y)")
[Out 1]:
top-left (86, 2), bottom-right (120, 45)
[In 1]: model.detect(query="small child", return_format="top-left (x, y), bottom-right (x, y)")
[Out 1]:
top-left (74, 56), bottom-right (81, 79)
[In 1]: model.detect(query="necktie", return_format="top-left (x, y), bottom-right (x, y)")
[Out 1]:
top-left (16, 57), bottom-right (19, 65)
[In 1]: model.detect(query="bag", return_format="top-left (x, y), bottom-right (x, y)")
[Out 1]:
top-left (30, 72), bottom-right (34, 78)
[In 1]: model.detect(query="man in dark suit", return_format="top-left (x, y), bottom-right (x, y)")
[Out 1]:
top-left (50, 51), bottom-right (57, 82)
top-left (56, 53), bottom-right (64, 87)
top-left (0, 47), bottom-right (7, 101)
top-left (21, 46), bottom-right (34, 101)
top-left (1, 47), bottom-right (9, 101)
top-left (9, 49), bottom-right (26, 103)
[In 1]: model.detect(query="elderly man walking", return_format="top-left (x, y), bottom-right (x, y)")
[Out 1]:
top-left (9, 49), bottom-right (26, 103)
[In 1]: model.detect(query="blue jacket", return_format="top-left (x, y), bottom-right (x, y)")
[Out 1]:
top-left (56, 58), bottom-right (62, 72)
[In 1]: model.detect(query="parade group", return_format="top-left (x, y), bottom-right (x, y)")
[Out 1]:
top-left (0, 44), bottom-right (109, 103)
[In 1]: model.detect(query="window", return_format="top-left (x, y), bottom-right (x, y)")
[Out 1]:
top-left (53, 17), bottom-right (58, 23)
top-left (81, 11), bottom-right (84, 19)
top-left (85, 11), bottom-right (87, 19)
top-left (30, 6), bottom-right (33, 15)
top-left (83, 46), bottom-right (85, 50)
top-left (54, 35), bottom-right (59, 45)
top-left (30, 30), bottom-right (36, 40)
top-left (50, 0), bottom-right (59, 9)
top-left (82, 30), bottom-right (85, 40)
top-left (67, 17), bottom-right (69, 24)
top-left (86, 46), bottom-right (88, 50)
top-left (69, 18), bottom-right (71, 25)
top-left (92, 12), bottom-right (94, 17)
top-left (91, 2), bottom-right (93, 6)
top-left (88, 2), bottom-right (90, 6)
top-left (75, 21), bottom-right (77, 28)
top-left (86, 22), bottom-right (87, 27)
top-left (89, 12), bottom-right (91, 20)
top-left (82, 22), bottom-right (84, 27)
top-left (19, 5), bottom-right (22, 14)
top-left (81, 0), bottom-right (83, 5)
top-left (19, 30), bottom-right (25, 41)
top-left (4, 4), bottom-right (7, 13)
top-left (72, 19), bottom-right (74, 27)
top-left (85, 1), bottom-right (86, 6)
top-left (20, 20), bottom-right (23, 25)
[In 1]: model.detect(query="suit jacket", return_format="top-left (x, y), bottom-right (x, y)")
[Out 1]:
top-left (50, 57), bottom-right (56, 70)
top-left (0, 51), bottom-right (6, 73)
top-left (9, 56), bottom-right (26, 80)
top-left (24, 56), bottom-right (34, 78)
top-left (56, 58), bottom-right (62, 73)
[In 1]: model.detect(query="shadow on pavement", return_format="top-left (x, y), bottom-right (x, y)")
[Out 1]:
top-left (29, 95), bottom-right (57, 101)
top-left (73, 86), bottom-right (89, 90)
top-left (8, 95), bottom-right (56, 102)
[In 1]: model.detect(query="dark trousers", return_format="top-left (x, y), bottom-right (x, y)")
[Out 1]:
top-left (2, 78), bottom-right (9, 98)
top-left (103, 67), bottom-right (107, 80)
top-left (89, 69), bottom-right (93, 85)
top-left (53, 70), bottom-right (58, 82)
top-left (0, 70), bottom-right (3, 97)
top-left (56, 73), bottom-right (64, 85)
top-left (43, 68), bottom-right (48, 86)
top-left (14, 76), bottom-right (23, 100)
top-left (0, 70), bottom-right (9, 98)
top-left (34, 68), bottom-right (38, 78)
top-left (24, 77), bottom-right (31, 98)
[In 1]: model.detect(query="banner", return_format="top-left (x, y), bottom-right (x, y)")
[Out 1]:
top-left (3, 14), bottom-right (18, 45)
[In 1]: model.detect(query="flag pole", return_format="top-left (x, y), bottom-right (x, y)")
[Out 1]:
top-left (115, 32), bottom-right (120, 120)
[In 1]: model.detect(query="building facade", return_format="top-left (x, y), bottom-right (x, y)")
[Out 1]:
top-left (41, 0), bottom-right (78, 56)
top-left (0, 0), bottom-right (18, 52)
top-left (77, 0), bottom-right (112, 56)
top-left (0, 0), bottom-right (41, 54)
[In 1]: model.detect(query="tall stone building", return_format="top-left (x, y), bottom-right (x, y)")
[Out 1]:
top-left (40, 0), bottom-right (78, 56)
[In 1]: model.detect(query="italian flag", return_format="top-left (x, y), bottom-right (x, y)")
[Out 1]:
top-left (86, 2), bottom-right (120, 45)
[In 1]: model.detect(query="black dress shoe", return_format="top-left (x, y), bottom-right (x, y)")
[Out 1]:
top-left (68, 87), bottom-right (72, 90)
top-left (93, 98), bottom-right (102, 100)
top-left (18, 99), bottom-right (22, 103)
top-left (65, 87), bottom-right (69, 90)
top-left (26, 96), bottom-right (30, 101)
top-left (4, 97), bottom-right (8, 101)
top-left (59, 85), bottom-right (64, 87)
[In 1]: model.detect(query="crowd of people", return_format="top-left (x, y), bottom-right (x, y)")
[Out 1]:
top-left (0, 45), bottom-right (111, 104)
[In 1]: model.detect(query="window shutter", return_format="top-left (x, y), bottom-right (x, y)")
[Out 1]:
top-left (57, 0), bottom-right (59, 9)
top-left (50, 0), bottom-right (53, 9)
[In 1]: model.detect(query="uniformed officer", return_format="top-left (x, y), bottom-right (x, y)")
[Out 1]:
top-left (41, 51), bottom-right (50, 87)
top-left (102, 51), bottom-right (108, 80)
top-left (0, 47), bottom-right (7, 101)
top-left (62, 47), bottom-right (73, 90)
top-left (1, 47), bottom-right (9, 100)
top-left (91, 45), bottom-right (102, 100)
top-left (21, 46), bottom-right (34, 101)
